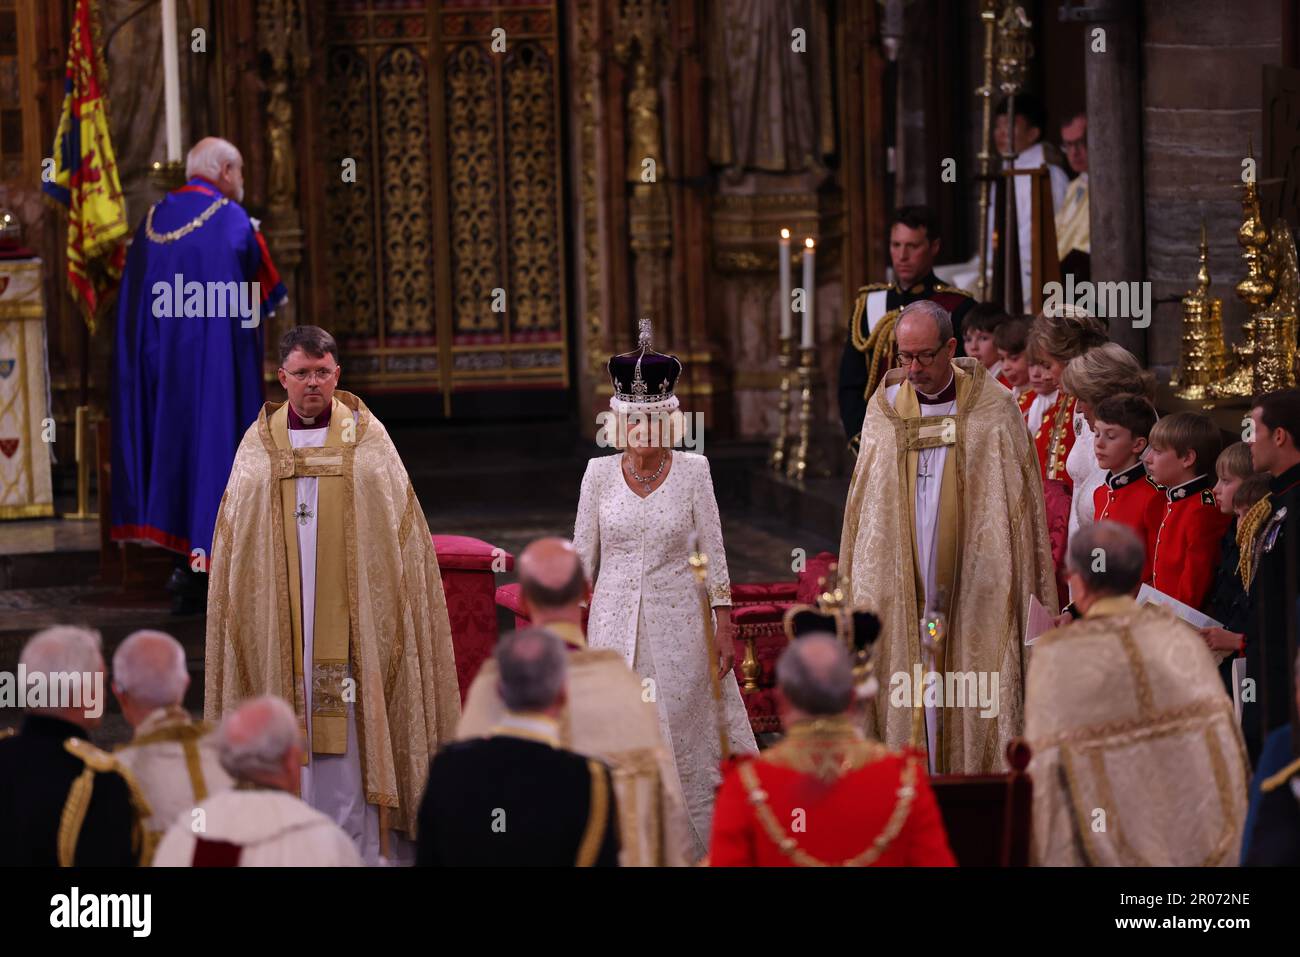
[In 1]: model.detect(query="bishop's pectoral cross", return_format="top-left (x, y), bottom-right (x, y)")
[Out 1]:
top-left (294, 502), bottom-right (313, 526)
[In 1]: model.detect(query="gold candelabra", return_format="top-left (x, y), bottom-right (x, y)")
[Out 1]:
top-left (1173, 222), bottom-right (1228, 400)
top-left (1207, 138), bottom-right (1300, 398)
top-left (1254, 221), bottom-right (1300, 392)
top-left (786, 345), bottom-right (815, 485)
top-left (769, 336), bottom-right (794, 472)
top-left (1211, 141), bottom-right (1270, 398)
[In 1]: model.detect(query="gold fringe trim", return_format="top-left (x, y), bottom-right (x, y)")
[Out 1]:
top-left (57, 767), bottom-right (96, 867)
top-left (1237, 495), bottom-right (1273, 590)
top-left (576, 759), bottom-right (610, 866)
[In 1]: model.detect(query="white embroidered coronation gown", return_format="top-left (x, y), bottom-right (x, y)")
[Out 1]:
top-left (574, 451), bottom-right (757, 857)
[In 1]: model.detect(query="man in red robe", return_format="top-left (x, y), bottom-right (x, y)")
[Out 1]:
top-left (708, 633), bottom-right (955, 867)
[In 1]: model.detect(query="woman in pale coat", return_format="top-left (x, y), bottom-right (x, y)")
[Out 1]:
top-left (574, 321), bottom-right (756, 859)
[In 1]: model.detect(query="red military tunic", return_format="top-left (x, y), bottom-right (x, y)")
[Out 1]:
top-left (1016, 387), bottom-right (1036, 426)
top-left (707, 717), bottom-right (956, 867)
top-left (1092, 461), bottom-right (1164, 583)
top-left (1150, 475), bottom-right (1233, 611)
top-left (1033, 391), bottom-right (1076, 486)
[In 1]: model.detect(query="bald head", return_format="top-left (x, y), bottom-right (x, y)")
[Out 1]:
top-left (113, 630), bottom-right (188, 711)
top-left (186, 136), bottom-right (244, 202)
top-left (217, 695), bottom-right (301, 790)
top-left (1066, 521), bottom-right (1145, 610)
top-left (518, 537), bottom-right (586, 615)
top-left (776, 633), bottom-right (855, 717)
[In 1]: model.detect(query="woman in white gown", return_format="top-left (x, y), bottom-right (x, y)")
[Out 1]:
top-left (574, 321), bottom-right (757, 859)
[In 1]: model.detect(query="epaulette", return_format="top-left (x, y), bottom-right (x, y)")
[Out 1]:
top-left (854, 282), bottom-right (893, 296)
top-left (1261, 756), bottom-right (1300, 794)
top-left (65, 736), bottom-right (120, 772)
top-left (1201, 489), bottom-right (1216, 506)
top-left (61, 738), bottom-right (153, 866)
top-left (934, 282), bottom-right (976, 299)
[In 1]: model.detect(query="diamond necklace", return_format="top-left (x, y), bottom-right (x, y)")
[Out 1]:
top-left (626, 449), bottom-right (669, 492)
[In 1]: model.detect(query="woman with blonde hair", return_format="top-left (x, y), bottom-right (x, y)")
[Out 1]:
top-left (1060, 341), bottom-right (1157, 537)
top-left (1025, 308), bottom-right (1108, 595)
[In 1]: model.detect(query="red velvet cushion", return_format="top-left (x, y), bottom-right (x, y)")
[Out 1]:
top-left (432, 534), bottom-right (515, 572)
top-left (795, 551), bottom-right (840, 604)
top-left (495, 582), bottom-right (527, 617)
top-left (731, 603), bottom-right (785, 627)
top-left (731, 582), bottom-right (799, 604)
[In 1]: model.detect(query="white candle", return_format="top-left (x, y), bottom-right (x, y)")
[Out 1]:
top-left (778, 228), bottom-right (791, 340)
top-left (801, 238), bottom-right (816, 348)
top-left (161, 0), bottom-right (182, 163)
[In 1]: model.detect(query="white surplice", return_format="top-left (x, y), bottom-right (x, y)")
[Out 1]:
top-left (290, 422), bottom-right (412, 866)
top-left (885, 377), bottom-right (957, 773)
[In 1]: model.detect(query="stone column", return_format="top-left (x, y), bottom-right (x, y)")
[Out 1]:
top-left (1083, 0), bottom-right (1146, 358)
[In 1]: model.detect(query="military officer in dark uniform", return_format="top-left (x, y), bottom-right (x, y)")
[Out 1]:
top-left (1243, 391), bottom-right (1300, 764)
top-left (0, 626), bottom-right (150, 866)
top-left (839, 205), bottom-right (976, 453)
top-left (417, 629), bottom-right (620, 866)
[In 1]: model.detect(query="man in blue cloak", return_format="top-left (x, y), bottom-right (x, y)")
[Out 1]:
top-left (111, 136), bottom-right (286, 612)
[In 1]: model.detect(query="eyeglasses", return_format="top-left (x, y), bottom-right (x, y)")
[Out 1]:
top-left (282, 367), bottom-right (337, 383)
top-left (896, 347), bottom-right (946, 368)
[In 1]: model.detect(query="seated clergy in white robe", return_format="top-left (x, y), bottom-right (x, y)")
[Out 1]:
top-left (204, 326), bottom-right (461, 865)
top-left (1026, 523), bottom-right (1249, 866)
top-left (112, 630), bottom-right (232, 863)
top-left (153, 696), bottom-right (362, 867)
top-left (839, 301), bottom-right (1057, 775)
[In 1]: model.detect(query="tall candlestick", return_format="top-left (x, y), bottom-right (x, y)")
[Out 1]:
top-left (801, 238), bottom-right (816, 348)
top-left (778, 228), bottom-right (792, 340)
top-left (161, 0), bottom-right (182, 163)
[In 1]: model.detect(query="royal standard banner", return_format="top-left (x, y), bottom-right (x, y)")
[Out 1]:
top-left (42, 0), bottom-right (128, 331)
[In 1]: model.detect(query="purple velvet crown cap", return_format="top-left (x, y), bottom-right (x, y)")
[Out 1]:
top-left (607, 317), bottom-right (683, 414)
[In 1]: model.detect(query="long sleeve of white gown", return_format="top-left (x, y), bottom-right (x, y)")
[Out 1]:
top-left (690, 457), bottom-right (731, 607)
top-left (573, 458), bottom-right (601, 588)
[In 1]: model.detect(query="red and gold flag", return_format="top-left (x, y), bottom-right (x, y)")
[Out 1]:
top-left (42, 0), bottom-right (127, 331)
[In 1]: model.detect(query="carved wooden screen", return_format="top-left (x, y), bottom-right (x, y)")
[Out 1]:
top-left (321, 0), bottom-right (568, 405)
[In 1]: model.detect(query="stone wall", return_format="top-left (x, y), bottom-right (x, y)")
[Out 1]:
top-left (1142, 0), bottom-right (1287, 368)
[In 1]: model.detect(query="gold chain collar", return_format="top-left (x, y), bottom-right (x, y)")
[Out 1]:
top-left (145, 196), bottom-right (230, 244)
top-left (739, 753), bottom-right (919, 866)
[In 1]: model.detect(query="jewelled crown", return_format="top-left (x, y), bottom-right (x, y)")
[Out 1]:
top-left (607, 317), bottom-right (683, 414)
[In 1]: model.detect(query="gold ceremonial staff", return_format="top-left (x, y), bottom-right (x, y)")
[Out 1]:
top-left (688, 533), bottom-right (732, 763)
top-left (974, 0), bottom-right (1000, 301)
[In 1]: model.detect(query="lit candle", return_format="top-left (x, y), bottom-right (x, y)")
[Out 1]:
top-left (778, 228), bottom-right (791, 340)
top-left (161, 0), bottom-right (182, 163)
top-left (801, 238), bottom-right (815, 348)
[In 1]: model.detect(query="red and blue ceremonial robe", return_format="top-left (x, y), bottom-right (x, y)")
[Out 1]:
top-left (110, 176), bottom-right (285, 560)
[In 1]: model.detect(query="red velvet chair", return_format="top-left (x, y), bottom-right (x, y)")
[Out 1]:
top-left (729, 551), bottom-right (839, 734)
top-left (432, 535), bottom-right (513, 702)
top-left (493, 550), bottom-right (839, 737)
